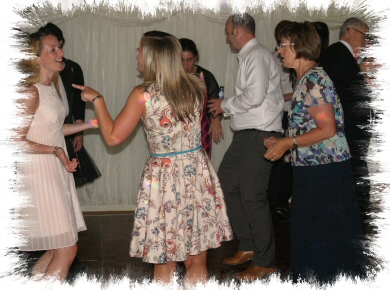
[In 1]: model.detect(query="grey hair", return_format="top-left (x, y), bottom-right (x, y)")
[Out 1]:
top-left (231, 13), bottom-right (256, 35)
top-left (339, 17), bottom-right (369, 39)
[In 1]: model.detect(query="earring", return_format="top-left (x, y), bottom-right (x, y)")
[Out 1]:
top-left (37, 65), bottom-right (40, 69)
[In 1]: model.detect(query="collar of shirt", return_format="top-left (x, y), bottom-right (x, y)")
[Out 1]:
top-left (339, 40), bottom-right (354, 57)
top-left (237, 38), bottom-right (259, 62)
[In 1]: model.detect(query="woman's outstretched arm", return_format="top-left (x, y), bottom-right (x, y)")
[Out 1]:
top-left (72, 84), bottom-right (146, 146)
top-left (62, 120), bottom-right (97, 136)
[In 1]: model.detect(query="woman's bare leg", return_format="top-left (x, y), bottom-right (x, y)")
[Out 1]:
top-left (154, 262), bottom-right (177, 284)
top-left (183, 251), bottom-right (208, 286)
top-left (31, 250), bottom-right (54, 278)
top-left (43, 243), bottom-right (78, 282)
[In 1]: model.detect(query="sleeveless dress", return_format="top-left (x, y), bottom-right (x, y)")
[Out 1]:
top-left (18, 83), bottom-right (86, 251)
top-left (129, 84), bottom-right (233, 264)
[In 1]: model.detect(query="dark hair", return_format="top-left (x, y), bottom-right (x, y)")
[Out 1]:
top-left (144, 30), bottom-right (172, 38)
top-left (312, 21), bottom-right (329, 55)
top-left (279, 21), bottom-right (321, 62)
top-left (274, 20), bottom-right (292, 44)
top-left (179, 38), bottom-right (199, 59)
top-left (38, 22), bottom-right (65, 47)
top-left (231, 13), bottom-right (255, 35)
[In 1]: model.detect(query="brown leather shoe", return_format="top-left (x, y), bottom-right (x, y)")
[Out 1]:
top-left (234, 265), bottom-right (275, 281)
top-left (222, 251), bottom-right (254, 265)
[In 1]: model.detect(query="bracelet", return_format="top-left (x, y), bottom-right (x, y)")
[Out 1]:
top-left (92, 95), bottom-right (103, 103)
top-left (293, 137), bottom-right (298, 148)
top-left (88, 118), bottom-right (99, 128)
top-left (53, 146), bottom-right (61, 157)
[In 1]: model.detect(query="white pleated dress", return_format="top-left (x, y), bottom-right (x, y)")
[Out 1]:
top-left (19, 83), bottom-right (86, 251)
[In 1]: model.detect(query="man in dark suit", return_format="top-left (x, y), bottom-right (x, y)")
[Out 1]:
top-left (319, 17), bottom-right (371, 223)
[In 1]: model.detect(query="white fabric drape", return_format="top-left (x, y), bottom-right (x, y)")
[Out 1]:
top-left (20, 4), bottom-right (375, 211)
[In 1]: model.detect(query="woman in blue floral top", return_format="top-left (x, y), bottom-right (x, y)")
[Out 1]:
top-left (264, 22), bottom-right (368, 284)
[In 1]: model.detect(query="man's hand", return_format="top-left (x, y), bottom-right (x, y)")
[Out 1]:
top-left (208, 99), bottom-right (224, 117)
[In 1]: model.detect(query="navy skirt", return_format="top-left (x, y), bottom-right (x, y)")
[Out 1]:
top-left (290, 159), bottom-right (369, 284)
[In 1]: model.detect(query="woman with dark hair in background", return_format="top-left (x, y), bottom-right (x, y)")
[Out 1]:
top-left (17, 29), bottom-right (96, 281)
top-left (312, 21), bottom-right (329, 60)
top-left (264, 21), bottom-right (367, 284)
top-left (179, 38), bottom-right (223, 158)
top-left (73, 31), bottom-right (233, 286)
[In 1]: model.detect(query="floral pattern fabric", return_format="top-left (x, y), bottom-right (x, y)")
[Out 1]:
top-left (129, 84), bottom-right (233, 264)
top-left (287, 68), bottom-right (351, 166)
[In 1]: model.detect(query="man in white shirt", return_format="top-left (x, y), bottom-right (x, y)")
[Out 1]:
top-left (208, 13), bottom-right (284, 280)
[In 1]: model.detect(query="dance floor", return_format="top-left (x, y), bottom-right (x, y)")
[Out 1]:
top-left (22, 211), bottom-right (291, 283)
top-left (21, 203), bottom-right (378, 285)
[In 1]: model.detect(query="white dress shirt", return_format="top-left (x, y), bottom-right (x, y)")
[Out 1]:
top-left (222, 38), bottom-right (284, 132)
top-left (339, 40), bottom-right (354, 57)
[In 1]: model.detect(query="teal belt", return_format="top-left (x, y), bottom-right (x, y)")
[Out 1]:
top-left (150, 145), bottom-right (202, 157)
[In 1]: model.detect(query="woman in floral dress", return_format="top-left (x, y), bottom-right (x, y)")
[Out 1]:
top-left (74, 31), bottom-right (233, 285)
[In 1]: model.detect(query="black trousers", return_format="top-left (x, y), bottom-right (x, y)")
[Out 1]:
top-left (218, 130), bottom-right (278, 268)
top-left (343, 106), bottom-right (372, 223)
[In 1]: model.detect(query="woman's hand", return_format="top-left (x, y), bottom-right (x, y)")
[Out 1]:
top-left (56, 147), bottom-right (78, 172)
top-left (263, 136), bottom-right (279, 149)
top-left (73, 135), bottom-right (83, 153)
top-left (72, 84), bottom-right (101, 103)
top-left (209, 117), bottom-right (224, 143)
top-left (264, 137), bottom-right (293, 162)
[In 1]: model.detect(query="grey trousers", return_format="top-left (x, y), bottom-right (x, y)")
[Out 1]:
top-left (218, 130), bottom-right (278, 268)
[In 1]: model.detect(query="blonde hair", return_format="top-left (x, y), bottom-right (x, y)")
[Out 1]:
top-left (140, 31), bottom-right (205, 122)
top-left (19, 30), bottom-right (61, 95)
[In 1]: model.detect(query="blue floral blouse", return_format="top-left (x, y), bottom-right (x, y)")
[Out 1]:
top-left (287, 67), bottom-right (351, 166)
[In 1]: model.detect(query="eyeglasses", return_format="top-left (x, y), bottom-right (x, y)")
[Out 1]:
top-left (348, 27), bottom-right (370, 41)
top-left (276, 43), bottom-right (295, 50)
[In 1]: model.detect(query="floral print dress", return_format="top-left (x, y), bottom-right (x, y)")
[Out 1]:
top-left (129, 84), bottom-right (233, 264)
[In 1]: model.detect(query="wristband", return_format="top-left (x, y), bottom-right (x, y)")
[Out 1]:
top-left (293, 137), bottom-right (298, 148)
top-left (88, 118), bottom-right (99, 128)
top-left (53, 146), bottom-right (60, 157)
top-left (92, 95), bottom-right (104, 103)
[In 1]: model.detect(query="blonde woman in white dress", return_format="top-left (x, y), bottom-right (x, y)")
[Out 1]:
top-left (18, 29), bottom-right (97, 282)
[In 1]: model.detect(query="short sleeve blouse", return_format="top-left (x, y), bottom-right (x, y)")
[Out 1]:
top-left (287, 67), bottom-right (351, 166)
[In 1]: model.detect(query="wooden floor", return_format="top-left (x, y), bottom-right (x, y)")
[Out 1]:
top-left (21, 203), bottom-right (380, 285)
top-left (21, 211), bottom-right (291, 283)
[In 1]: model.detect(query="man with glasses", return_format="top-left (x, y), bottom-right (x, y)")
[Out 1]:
top-left (319, 17), bottom-right (372, 225)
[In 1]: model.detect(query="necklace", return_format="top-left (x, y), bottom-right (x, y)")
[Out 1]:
top-left (293, 62), bottom-right (317, 92)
